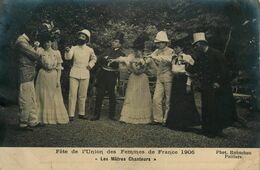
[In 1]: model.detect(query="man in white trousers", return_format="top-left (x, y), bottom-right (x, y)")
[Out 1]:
top-left (151, 31), bottom-right (176, 126)
top-left (65, 29), bottom-right (97, 121)
top-left (16, 24), bottom-right (42, 130)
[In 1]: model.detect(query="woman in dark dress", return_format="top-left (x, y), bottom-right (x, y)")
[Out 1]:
top-left (166, 43), bottom-right (201, 131)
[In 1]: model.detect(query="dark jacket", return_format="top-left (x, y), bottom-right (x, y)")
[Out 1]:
top-left (192, 47), bottom-right (237, 133)
top-left (15, 34), bottom-right (41, 83)
top-left (98, 48), bottom-right (125, 71)
top-left (201, 47), bottom-right (230, 88)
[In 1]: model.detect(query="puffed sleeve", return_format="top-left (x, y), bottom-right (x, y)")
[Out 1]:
top-left (56, 50), bottom-right (63, 64)
top-left (55, 50), bottom-right (64, 70)
top-left (88, 48), bottom-right (97, 69)
top-left (182, 54), bottom-right (194, 65)
top-left (36, 47), bottom-right (45, 56)
top-left (115, 54), bottom-right (134, 66)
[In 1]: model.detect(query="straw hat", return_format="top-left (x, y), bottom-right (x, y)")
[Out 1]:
top-left (192, 32), bottom-right (207, 45)
top-left (154, 31), bottom-right (170, 43)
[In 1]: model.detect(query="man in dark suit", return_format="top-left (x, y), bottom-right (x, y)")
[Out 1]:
top-left (192, 32), bottom-right (238, 138)
top-left (89, 32), bottom-right (125, 121)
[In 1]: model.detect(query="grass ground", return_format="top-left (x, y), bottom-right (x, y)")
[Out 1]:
top-left (0, 100), bottom-right (259, 147)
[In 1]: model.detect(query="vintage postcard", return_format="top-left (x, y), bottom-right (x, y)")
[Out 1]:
top-left (0, 0), bottom-right (259, 169)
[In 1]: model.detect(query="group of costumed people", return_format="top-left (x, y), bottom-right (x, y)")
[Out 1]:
top-left (15, 21), bottom-right (241, 138)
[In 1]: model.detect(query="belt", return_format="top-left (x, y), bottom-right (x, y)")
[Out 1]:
top-left (102, 67), bottom-right (118, 72)
top-left (173, 73), bottom-right (186, 78)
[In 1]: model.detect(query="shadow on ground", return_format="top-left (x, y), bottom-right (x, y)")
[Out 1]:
top-left (0, 100), bottom-right (259, 147)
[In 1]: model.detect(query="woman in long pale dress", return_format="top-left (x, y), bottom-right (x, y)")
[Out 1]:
top-left (110, 36), bottom-right (155, 124)
top-left (36, 38), bottom-right (69, 124)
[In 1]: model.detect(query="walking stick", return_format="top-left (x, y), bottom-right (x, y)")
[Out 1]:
top-left (223, 27), bottom-right (233, 56)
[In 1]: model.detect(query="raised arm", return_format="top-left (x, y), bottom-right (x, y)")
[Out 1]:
top-left (182, 54), bottom-right (195, 65)
top-left (16, 41), bottom-right (41, 61)
top-left (108, 54), bottom-right (134, 67)
top-left (64, 46), bottom-right (74, 60)
top-left (110, 56), bottom-right (125, 63)
top-left (144, 56), bottom-right (158, 72)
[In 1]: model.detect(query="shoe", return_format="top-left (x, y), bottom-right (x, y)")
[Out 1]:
top-left (89, 117), bottom-right (99, 121)
top-left (162, 122), bottom-right (166, 127)
top-left (215, 132), bottom-right (228, 138)
top-left (197, 130), bottom-right (216, 138)
top-left (195, 130), bottom-right (204, 135)
top-left (30, 123), bottom-right (45, 128)
top-left (69, 117), bottom-right (74, 121)
top-left (205, 134), bottom-right (217, 138)
top-left (19, 126), bottom-right (33, 131)
top-left (172, 127), bottom-right (190, 132)
top-left (150, 121), bottom-right (162, 125)
top-left (232, 121), bottom-right (248, 128)
top-left (109, 117), bottom-right (117, 121)
top-left (78, 115), bottom-right (86, 119)
top-left (85, 115), bottom-right (92, 120)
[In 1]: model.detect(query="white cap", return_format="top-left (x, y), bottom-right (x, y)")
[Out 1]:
top-left (78, 29), bottom-right (91, 39)
top-left (154, 31), bottom-right (170, 43)
top-left (192, 32), bottom-right (207, 45)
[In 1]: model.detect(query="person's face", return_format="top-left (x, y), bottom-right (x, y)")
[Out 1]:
top-left (156, 42), bottom-right (167, 50)
top-left (77, 33), bottom-right (87, 45)
top-left (111, 39), bottom-right (121, 49)
top-left (144, 41), bottom-right (153, 52)
top-left (193, 41), bottom-right (205, 53)
top-left (43, 40), bottom-right (52, 50)
top-left (78, 33), bottom-right (87, 40)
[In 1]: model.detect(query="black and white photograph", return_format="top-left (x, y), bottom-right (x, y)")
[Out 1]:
top-left (0, 0), bottom-right (259, 151)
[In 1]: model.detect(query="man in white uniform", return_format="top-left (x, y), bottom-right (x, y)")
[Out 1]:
top-left (65, 29), bottom-right (97, 121)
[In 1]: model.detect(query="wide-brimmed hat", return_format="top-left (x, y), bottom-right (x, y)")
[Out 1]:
top-left (114, 32), bottom-right (124, 44)
top-left (133, 32), bottom-right (150, 50)
top-left (154, 31), bottom-right (170, 43)
top-left (39, 33), bottom-right (54, 45)
top-left (192, 32), bottom-right (208, 45)
top-left (78, 29), bottom-right (91, 39)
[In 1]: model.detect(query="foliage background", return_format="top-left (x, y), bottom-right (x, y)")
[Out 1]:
top-left (0, 0), bottom-right (258, 104)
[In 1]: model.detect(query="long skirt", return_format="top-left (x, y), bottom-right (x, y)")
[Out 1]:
top-left (166, 74), bottom-right (201, 130)
top-left (36, 69), bottom-right (69, 124)
top-left (119, 73), bottom-right (152, 124)
top-left (201, 83), bottom-right (237, 134)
